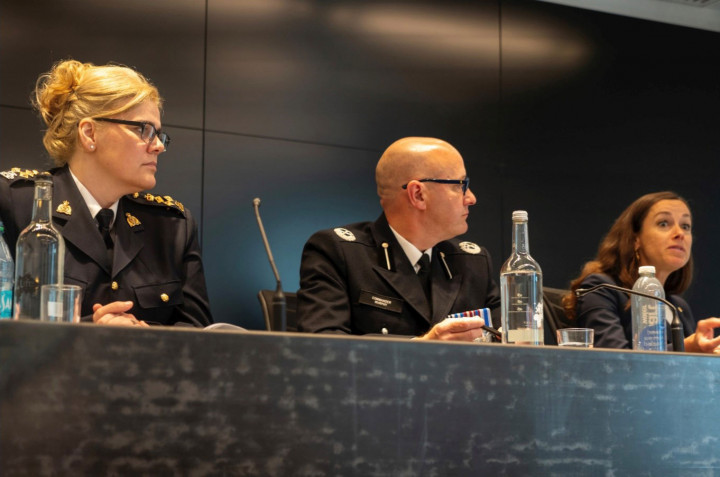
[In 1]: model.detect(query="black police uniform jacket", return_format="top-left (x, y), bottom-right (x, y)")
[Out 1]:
top-left (297, 213), bottom-right (501, 336)
top-left (0, 166), bottom-right (212, 327)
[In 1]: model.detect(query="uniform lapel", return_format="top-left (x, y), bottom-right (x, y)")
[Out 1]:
top-left (113, 199), bottom-right (144, 276)
top-left (430, 244), bottom-right (463, 324)
top-left (50, 166), bottom-right (112, 274)
top-left (370, 215), bottom-right (432, 323)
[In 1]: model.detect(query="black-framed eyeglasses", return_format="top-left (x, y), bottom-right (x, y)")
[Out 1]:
top-left (94, 118), bottom-right (171, 150)
top-left (402, 177), bottom-right (470, 195)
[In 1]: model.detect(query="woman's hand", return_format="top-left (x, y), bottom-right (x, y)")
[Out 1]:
top-left (92, 301), bottom-right (149, 327)
top-left (684, 317), bottom-right (720, 353)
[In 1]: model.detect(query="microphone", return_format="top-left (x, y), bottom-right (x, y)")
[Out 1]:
top-left (575, 283), bottom-right (684, 352)
top-left (252, 198), bottom-right (286, 332)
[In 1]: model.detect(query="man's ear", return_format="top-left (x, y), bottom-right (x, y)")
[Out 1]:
top-left (77, 118), bottom-right (97, 152)
top-left (406, 181), bottom-right (427, 211)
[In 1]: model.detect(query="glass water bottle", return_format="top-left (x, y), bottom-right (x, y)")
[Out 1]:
top-left (500, 210), bottom-right (544, 345)
top-left (13, 172), bottom-right (65, 319)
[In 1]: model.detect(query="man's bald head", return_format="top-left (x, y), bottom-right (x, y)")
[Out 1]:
top-left (376, 137), bottom-right (462, 205)
top-left (375, 137), bottom-right (475, 250)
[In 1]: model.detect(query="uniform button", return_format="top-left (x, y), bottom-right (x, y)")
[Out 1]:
top-left (160, 293), bottom-right (169, 303)
top-left (111, 281), bottom-right (118, 291)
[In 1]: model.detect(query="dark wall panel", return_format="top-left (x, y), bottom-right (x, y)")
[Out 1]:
top-left (0, 108), bottom-right (48, 171)
top-left (205, 0), bottom-right (500, 148)
top-left (499, 1), bottom-right (720, 318)
top-left (1, 0), bottom-right (718, 328)
top-left (0, 1), bottom-right (206, 127)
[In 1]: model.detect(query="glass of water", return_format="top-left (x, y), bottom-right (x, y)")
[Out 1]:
top-left (556, 328), bottom-right (594, 348)
top-left (40, 284), bottom-right (82, 323)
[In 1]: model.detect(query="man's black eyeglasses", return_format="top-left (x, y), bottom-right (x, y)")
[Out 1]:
top-left (402, 177), bottom-right (470, 195)
top-left (95, 118), bottom-right (171, 150)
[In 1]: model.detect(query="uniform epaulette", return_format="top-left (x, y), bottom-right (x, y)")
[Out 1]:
top-left (333, 227), bottom-right (357, 242)
top-left (129, 192), bottom-right (186, 216)
top-left (0, 167), bottom-right (41, 181)
top-left (458, 241), bottom-right (482, 255)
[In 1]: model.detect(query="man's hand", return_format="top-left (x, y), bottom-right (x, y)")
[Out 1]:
top-left (417, 317), bottom-right (487, 342)
top-left (92, 301), bottom-right (149, 327)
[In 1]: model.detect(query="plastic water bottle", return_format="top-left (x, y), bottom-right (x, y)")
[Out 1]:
top-left (13, 172), bottom-right (65, 320)
top-left (500, 210), bottom-right (544, 345)
top-left (631, 265), bottom-right (666, 351)
top-left (0, 220), bottom-right (14, 319)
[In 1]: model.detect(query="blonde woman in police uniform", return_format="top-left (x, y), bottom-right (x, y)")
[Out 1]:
top-left (0, 59), bottom-right (212, 327)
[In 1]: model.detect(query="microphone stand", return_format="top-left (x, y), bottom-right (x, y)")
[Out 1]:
top-left (575, 283), bottom-right (684, 352)
top-left (252, 198), bottom-right (286, 332)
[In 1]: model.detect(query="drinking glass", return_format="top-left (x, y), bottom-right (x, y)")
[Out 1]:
top-left (40, 284), bottom-right (82, 323)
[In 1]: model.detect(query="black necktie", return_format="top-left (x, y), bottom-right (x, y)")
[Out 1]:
top-left (417, 254), bottom-right (432, 306)
top-left (96, 208), bottom-right (114, 251)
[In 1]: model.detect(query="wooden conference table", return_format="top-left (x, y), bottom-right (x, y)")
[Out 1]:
top-left (0, 320), bottom-right (717, 475)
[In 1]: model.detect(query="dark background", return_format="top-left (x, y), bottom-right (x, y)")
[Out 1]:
top-left (1, 0), bottom-right (718, 329)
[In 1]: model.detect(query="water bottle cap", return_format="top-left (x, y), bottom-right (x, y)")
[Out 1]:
top-left (639, 265), bottom-right (656, 275)
top-left (512, 210), bottom-right (528, 221)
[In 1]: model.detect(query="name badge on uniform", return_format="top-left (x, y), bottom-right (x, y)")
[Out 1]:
top-left (358, 290), bottom-right (403, 314)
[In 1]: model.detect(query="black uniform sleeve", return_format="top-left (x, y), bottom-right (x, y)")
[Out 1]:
top-left (173, 207), bottom-right (213, 327)
top-left (296, 230), bottom-right (353, 334)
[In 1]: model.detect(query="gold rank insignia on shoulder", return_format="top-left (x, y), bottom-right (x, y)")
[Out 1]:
top-left (0, 167), bottom-right (40, 180)
top-left (161, 195), bottom-right (184, 213)
top-left (126, 213), bottom-right (141, 227)
top-left (56, 200), bottom-right (72, 216)
top-left (131, 192), bottom-right (185, 214)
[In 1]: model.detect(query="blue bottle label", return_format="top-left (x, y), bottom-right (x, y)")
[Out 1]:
top-left (0, 289), bottom-right (12, 318)
top-left (636, 302), bottom-right (666, 350)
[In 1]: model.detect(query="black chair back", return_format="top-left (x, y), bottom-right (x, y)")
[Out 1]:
top-left (258, 290), bottom-right (298, 332)
top-left (543, 287), bottom-right (573, 345)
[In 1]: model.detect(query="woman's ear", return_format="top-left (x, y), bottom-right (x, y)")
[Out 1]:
top-left (77, 118), bottom-right (97, 152)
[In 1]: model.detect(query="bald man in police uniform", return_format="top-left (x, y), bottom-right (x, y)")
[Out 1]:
top-left (0, 166), bottom-right (212, 327)
top-left (297, 137), bottom-right (500, 341)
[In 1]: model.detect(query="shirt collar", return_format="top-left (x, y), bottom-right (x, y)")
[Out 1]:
top-left (388, 225), bottom-right (432, 272)
top-left (68, 168), bottom-right (119, 227)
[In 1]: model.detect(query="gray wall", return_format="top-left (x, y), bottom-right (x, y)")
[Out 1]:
top-left (1, 0), bottom-right (718, 329)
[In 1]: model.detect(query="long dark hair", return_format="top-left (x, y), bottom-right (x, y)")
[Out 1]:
top-left (563, 191), bottom-right (693, 320)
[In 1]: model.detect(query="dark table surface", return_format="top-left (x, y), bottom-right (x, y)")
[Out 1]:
top-left (1, 320), bottom-right (717, 476)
